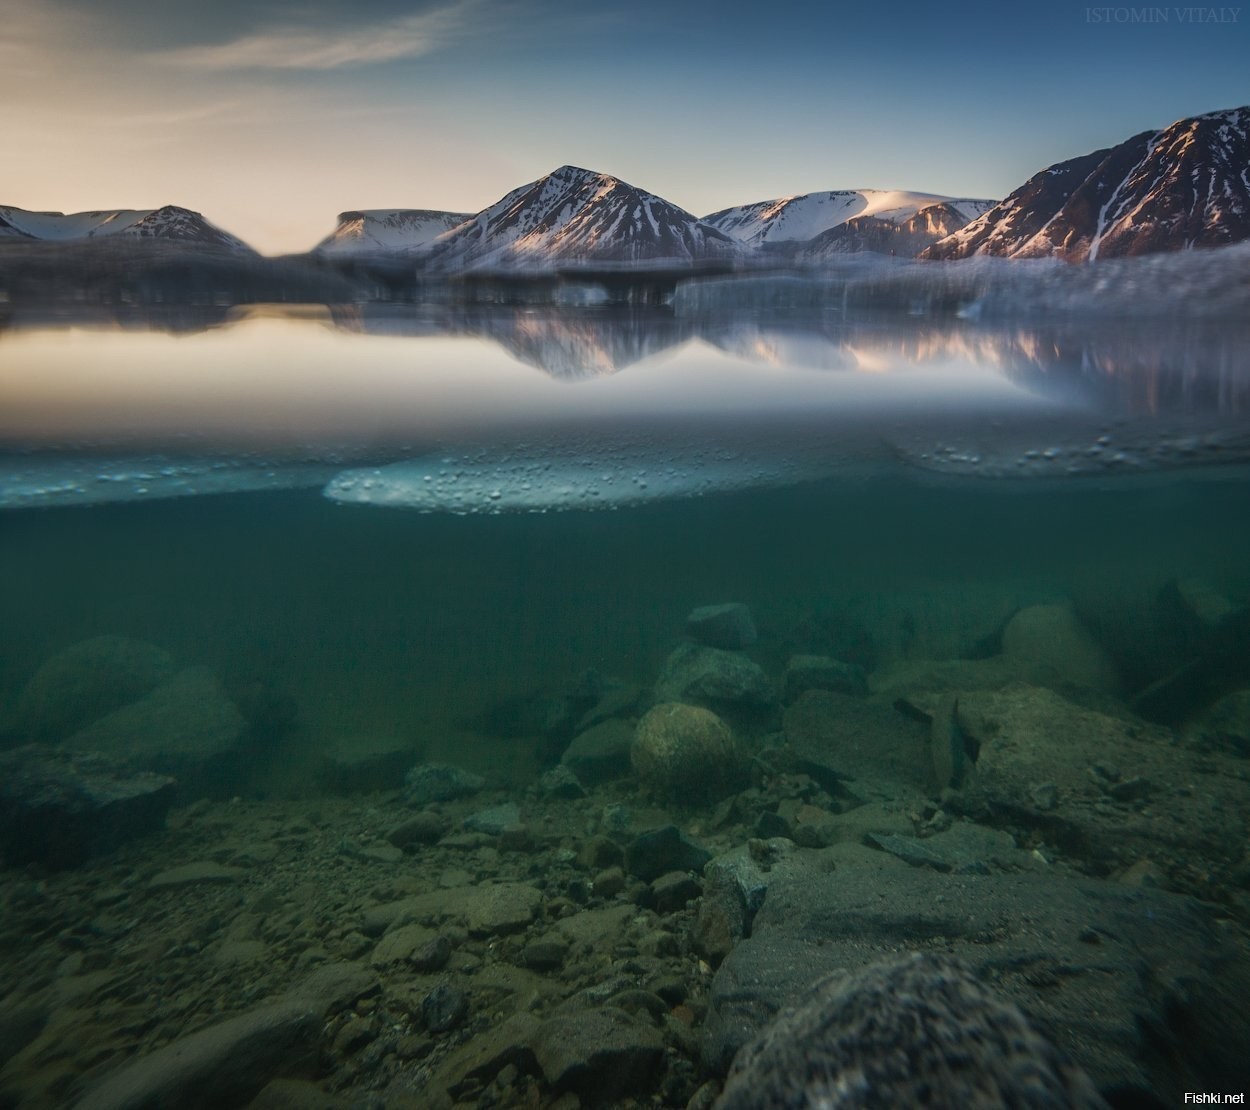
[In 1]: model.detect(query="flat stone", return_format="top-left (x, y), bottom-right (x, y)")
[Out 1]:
top-left (403, 763), bottom-right (485, 806)
top-left (953, 684), bottom-right (1247, 886)
top-left (532, 1007), bottom-right (664, 1102)
top-left (74, 1000), bottom-right (320, 1110)
top-left (0, 745), bottom-right (175, 869)
top-left (371, 924), bottom-right (438, 967)
top-left (702, 850), bottom-right (1250, 1097)
top-left (76, 964), bottom-right (374, 1110)
top-left (248, 1078), bottom-right (354, 1109)
top-left (433, 1012), bottom-right (540, 1101)
top-left (464, 803), bottom-right (521, 835)
top-left (461, 883), bottom-right (543, 937)
top-left (149, 862), bottom-right (246, 889)
top-left (215, 940), bottom-right (268, 966)
top-left (782, 690), bottom-right (930, 797)
top-left (782, 654), bottom-right (868, 702)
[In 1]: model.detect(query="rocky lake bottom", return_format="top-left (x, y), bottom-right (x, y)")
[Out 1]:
top-left (2, 473), bottom-right (1250, 1108)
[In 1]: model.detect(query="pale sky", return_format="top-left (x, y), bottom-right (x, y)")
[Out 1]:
top-left (2, 0), bottom-right (1246, 254)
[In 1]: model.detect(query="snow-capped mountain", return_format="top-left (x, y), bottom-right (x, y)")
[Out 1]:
top-left (0, 204), bottom-right (253, 252)
top-left (924, 106), bottom-right (1250, 262)
top-left (799, 199), bottom-right (997, 260)
top-left (703, 190), bottom-right (993, 251)
top-left (314, 209), bottom-right (472, 256)
top-left (423, 165), bottom-right (739, 273)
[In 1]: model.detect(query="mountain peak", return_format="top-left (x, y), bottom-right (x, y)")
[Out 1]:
top-left (925, 105), bottom-right (1250, 262)
top-left (423, 165), bottom-right (737, 273)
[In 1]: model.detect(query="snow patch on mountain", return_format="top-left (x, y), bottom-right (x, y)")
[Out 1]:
top-left (0, 205), bottom-right (254, 252)
top-left (423, 165), bottom-right (739, 273)
top-left (925, 105), bottom-right (1250, 263)
top-left (314, 209), bottom-right (473, 256)
top-left (703, 190), bottom-right (995, 247)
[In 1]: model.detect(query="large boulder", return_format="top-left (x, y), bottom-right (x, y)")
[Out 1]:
top-left (948, 684), bottom-right (1248, 889)
top-left (715, 953), bottom-right (1107, 1109)
top-left (0, 745), bottom-right (175, 868)
top-left (654, 644), bottom-right (775, 713)
top-left (13, 636), bottom-right (176, 742)
top-left (781, 690), bottom-right (929, 799)
top-left (1001, 603), bottom-right (1120, 693)
top-left (631, 703), bottom-right (744, 803)
top-left (702, 846), bottom-right (1250, 1101)
top-left (64, 667), bottom-right (247, 783)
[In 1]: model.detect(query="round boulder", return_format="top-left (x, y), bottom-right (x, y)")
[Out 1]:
top-left (715, 952), bottom-right (1108, 1109)
top-left (631, 702), bottom-right (743, 802)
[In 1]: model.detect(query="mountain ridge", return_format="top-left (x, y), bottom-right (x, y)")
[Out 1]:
top-left (924, 106), bottom-right (1250, 262)
top-left (0, 204), bottom-right (254, 253)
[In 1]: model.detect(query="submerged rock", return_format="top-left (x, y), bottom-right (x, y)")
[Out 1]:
top-left (1185, 688), bottom-right (1250, 757)
top-left (314, 735), bottom-right (418, 795)
top-left (531, 1006), bottom-right (664, 1105)
top-left (73, 963), bottom-right (375, 1110)
top-left (1001, 602), bottom-right (1120, 693)
top-left (631, 702), bottom-right (745, 802)
top-left (951, 684), bottom-right (1247, 885)
top-left (782, 690), bottom-right (929, 798)
top-left (14, 635), bottom-right (176, 743)
top-left (625, 825), bottom-right (712, 882)
top-left (403, 763), bottom-right (485, 806)
top-left (561, 719), bottom-right (634, 784)
top-left (781, 654), bottom-right (868, 702)
top-left (0, 745), bottom-right (175, 868)
top-left (685, 603), bottom-right (758, 650)
top-left (703, 852), bottom-right (1250, 1098)
top-left (715, 952), bottom-right (1108, 1109)
top-left (654, 643), bottom-right (775, 711)
top-left (64, 667), bottom-right (247, 781)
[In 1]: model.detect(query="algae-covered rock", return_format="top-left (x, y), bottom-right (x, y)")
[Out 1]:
top-left (631, 702), bottom-right (744, 802)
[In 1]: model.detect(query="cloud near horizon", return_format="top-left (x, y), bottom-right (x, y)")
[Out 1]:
top-left (153, 0), bottom-right (479, 70)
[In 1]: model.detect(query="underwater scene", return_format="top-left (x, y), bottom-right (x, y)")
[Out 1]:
top-left (2, 297), bottom-right (1250, 1109)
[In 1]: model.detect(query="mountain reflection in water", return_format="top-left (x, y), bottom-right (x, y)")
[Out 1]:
top-left (2, 304), bottom-right (1249, 511)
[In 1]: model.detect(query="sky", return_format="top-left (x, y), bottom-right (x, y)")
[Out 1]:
top-left (2, 0), bottom-right (1247, 254)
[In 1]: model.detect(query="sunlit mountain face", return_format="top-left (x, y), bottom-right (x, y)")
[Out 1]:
top-left (926, 106), bottom-right (1250, 262)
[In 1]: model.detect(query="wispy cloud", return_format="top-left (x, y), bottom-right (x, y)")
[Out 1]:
top-left (155, 0), bottom-right (477, 70)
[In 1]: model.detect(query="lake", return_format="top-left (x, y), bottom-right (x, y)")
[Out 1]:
top-left (1, 295), bottom-right (1249, 1106)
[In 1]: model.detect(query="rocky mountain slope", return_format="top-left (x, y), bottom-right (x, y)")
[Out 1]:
top-left (924, 106), bottom-right (1250, 262)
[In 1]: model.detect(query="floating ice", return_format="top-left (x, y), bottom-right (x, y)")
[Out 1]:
top-left (0, 457), bottom-right (336, 510)
top-left (323, 438), bottom-right (819, 513)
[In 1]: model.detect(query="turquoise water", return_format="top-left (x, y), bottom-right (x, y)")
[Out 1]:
top-left (2, 302), bottom-right (1249, 1106)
